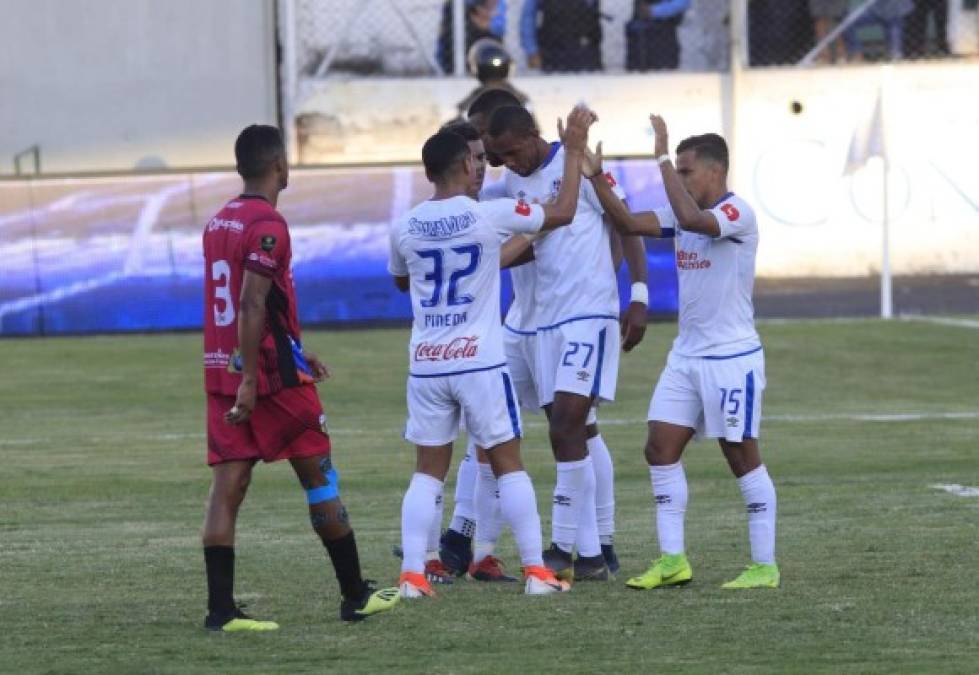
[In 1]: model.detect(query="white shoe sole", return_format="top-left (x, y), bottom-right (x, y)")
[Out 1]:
top-left (399, 583), bottom-right (432, 599)
top-left (525, 577), bottom-right (570, 595)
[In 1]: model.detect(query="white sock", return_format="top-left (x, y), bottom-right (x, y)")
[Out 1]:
top-left (473, 461), bottom-right (502, 564)
top-left (425, 486), bottom-right (444, 556)
top-left (587, 434), bottom-right (615, 545)
top-left (498, 470), bottom-right (544, 567)
top-left (574, 455), bottom-right (601, 557)
top-left (401, 473), bottom-right (443, 574)
top-left (650, 461), bottom-right (687, 556)
top-left (737, 465), bottom-right (777, 564)
top-left (551, 458), bottom-right (589, 552)
top-left (449, 438), bottom-right (477, 538)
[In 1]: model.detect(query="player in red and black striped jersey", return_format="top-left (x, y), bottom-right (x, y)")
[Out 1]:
top-left (199, 125), bottom-right (398, 631)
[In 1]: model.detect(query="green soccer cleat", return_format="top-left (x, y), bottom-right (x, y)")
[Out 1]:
top-left (340, 582), bottom-right (401, 621)
top-left (625, 553), bottom-right (693, 590)
top-left (721, 562), bottom-right (780, 589)
top-left (205, 606), bottom-right (279, 632)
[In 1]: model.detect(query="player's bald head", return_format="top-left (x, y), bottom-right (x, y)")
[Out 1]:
top-left (235, 125), bottom-right (286, 180)
top-left (422, 130), bottom-right (471, 183)
top-left (676, 133), bottom-right (729, 173)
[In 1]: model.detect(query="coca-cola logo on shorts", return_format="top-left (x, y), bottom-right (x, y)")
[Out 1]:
top-left (414, 336), bottom-right (479, 362)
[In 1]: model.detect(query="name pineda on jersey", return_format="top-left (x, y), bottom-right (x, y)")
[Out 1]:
top-left (407, 211), bottom-right (478, 238)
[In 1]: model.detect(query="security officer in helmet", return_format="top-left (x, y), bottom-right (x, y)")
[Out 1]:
top-left (456, 39), bottom-right (529, 119)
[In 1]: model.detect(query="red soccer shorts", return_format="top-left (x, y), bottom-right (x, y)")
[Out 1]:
top-left (206, 384), bottom-right (331, 466)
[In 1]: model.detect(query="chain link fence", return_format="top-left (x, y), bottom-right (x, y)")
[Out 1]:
top-left (285, 0), bottom-right (975, 78)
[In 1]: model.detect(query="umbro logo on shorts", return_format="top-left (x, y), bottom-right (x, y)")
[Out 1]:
top-left (553, 494), bottom-right (572, 507)
top-left (726, 416), bottom-right (740, 428)
top-left (655, 495), bottom-right (672, 505)
top-left (746, 502), bottom-right (767, 514)
top-left (577, 370), bottom-right (591, 382)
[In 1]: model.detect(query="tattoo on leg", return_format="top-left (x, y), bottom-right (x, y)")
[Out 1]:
top-left (309, 505), bottom-right (349, 529)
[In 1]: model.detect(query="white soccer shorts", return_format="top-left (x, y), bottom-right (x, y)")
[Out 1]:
top-left (503, 326), bottom-right (540, 412)
top-left (405, 366), bottom-right (523, 449)
top-left (536, 316), bottom-right (620, 408)
top-left (647, 347), bottom-right (765, 442)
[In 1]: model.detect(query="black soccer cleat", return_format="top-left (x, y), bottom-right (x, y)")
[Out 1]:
top-left (573, 553), bottom-right (611, 581)
top-left (340, 580), bottom-right (400, 622)
top-left (438, 529), bottom-right (473, 576)
top-left (542, 542), bottom-right (573, 581)
top-left (601, 543), bottom-right (620, 575)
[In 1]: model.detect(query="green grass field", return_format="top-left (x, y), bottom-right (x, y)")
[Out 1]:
top-left (1, 319), bottom-right (977, 674)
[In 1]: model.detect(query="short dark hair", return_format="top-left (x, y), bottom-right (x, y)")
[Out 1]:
top-left (467, 88), bottom-right (522, 119)
top-left (440, 120), bottom-right (481, 143)
top-left (488, 105), bottom-right (537, 139)
top-left (676, 133), bottom-right (729, 172)
top-left (422, 130), bottom-right (471, 181)
top-left (235, 124), bottom-right (285, 179)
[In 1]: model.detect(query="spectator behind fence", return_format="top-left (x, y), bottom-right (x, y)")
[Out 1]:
top-left (808, 0), bottom-right (849, 63)
top-left (436, 0), bottom-right (505, 75)
top-left (625, 0), bottom-right (691, 71)
top-left (521, 0), bottom-right (604, 72)
top-left (844, 0), bottom-right (914, 61)
top-left (748, 0), bottom-right (815, 65)
top-left (904, 0), bottom-right (949, 56)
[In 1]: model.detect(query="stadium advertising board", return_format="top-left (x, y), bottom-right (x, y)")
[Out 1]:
top-left (0, 161), bottom-right (677, 336)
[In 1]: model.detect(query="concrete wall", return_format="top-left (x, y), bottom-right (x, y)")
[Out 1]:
top-left (0, 0), bottom-right (278, 175)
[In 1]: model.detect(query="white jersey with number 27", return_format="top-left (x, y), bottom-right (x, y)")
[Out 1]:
top-left (389, 195), bottom-right (545, 377)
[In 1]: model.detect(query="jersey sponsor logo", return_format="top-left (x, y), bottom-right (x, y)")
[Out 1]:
top-left (407, 212), bottom-right (477, 238)
top-left (247, 251), bottom-right (278, 269)
top-left (207, 217), bottom-right (243, 233)
top-left (260, 235), bottom-right (277, 252)
top-left (604, 171), bottom-right (617, 188)
top-left (676, 250), bottom-right (711, 270)
top-left (515, 200), bottom-right (532, 217)
top-left (204, 349), bottom-right (232, 369)
top-left (413, 336), bottom-right (480, 362)
top-left (720, 203), bottom-right (740, 221)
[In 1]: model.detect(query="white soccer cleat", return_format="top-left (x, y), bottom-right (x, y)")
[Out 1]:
top-left (398, 571), bottom-right (436, 599)
top-left (523, 565), bottom-right (571, 595)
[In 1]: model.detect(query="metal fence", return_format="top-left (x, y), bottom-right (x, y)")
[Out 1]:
top-left (282, 0), bottom-right (976, 78)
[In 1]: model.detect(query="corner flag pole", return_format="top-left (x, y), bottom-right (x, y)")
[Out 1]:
top-left (881, 151), bottom-right (893, 319)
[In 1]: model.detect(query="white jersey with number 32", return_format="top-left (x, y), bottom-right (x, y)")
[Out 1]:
top-left (655, 192), bottom-right (761, 357)
top-left (388, 195), bottom-right (545, 376)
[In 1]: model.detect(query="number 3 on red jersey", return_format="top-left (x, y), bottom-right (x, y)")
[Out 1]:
top-left (212, 260), bottom-right (235, 327)
top-left (720, 203), bottom-right (740, 222)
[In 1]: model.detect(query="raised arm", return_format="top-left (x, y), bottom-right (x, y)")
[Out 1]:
top-left (650, 114), bottom-right (721, 237)
top-left (539, 106), bottom-right (595, 230)
top-left (583, 141), bottom-right (663, 237)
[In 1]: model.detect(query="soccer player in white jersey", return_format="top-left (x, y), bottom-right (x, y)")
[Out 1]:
top-left (588, 115), bottom-right (779, 590)
top-left (487, 105), bottom-right (649, 581)
top-left (388, 107), bottom-right (596, 598)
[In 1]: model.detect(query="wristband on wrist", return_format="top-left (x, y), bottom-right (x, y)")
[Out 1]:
top-left (656, 154), bottom-right (671, 165)
top-left (630, 281), bottom-right (649, 306)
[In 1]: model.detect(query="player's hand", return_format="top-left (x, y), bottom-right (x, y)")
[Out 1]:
top-left (226, 377), bottom-right (257, 425)
top-left (557, 105), bottom-right (597, 154)
top-left (649, 114), bottom-right (669, 157)
top-left (305, 351), bottom-right (332, 382)
top-left (582, 141), bottom-right (604, 177)
top-left (620, 301), bottom-right (648, 352)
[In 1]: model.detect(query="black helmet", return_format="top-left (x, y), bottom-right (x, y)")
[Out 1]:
top-left (467, 38), bottom-right (512, 83)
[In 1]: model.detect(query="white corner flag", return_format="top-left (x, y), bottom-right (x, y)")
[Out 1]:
top-left (845, 86), bottom-right (893, 319)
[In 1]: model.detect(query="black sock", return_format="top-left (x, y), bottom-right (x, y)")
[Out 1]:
top-left (204, 545), bottom-right (235, 615)
top-left (323, 531), bottom-right (367, 601)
